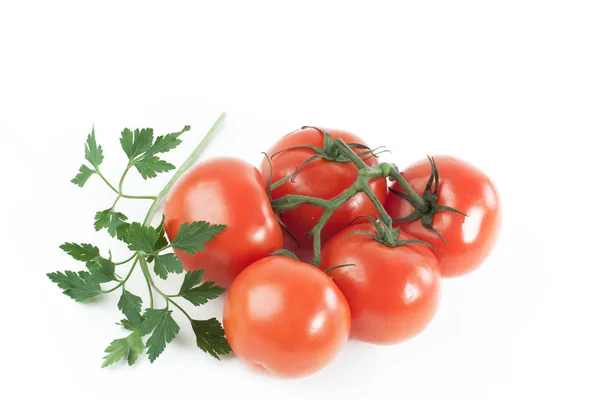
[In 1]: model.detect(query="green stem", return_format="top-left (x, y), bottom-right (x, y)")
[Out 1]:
top-left (114, 253), bottom-right (137, 265)
top-left (332, 138), bottom-right (370, 169)
top-left (167, 298), bottom-right (193, 321)
top-left (387, 167), bottom-right (427, 211)
top-left (121, 194), bottom-right (157, 200)
top-left (119, 165), bottom-right (132, 194)
top-left (143, 112), bottom-right (226, 226)
top-left (96, 170), bottom-right (120, 195)
top-left (311, 186), bottom-right (358, 266)
top-left (138, 257), bottom-right (155, 308)
top-left (102, 258), bottom-right (139, 293)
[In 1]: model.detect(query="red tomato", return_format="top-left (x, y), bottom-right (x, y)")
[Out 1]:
top-left (164, 157), bottom-right (283, 288)
top-left (223, 256), bottom-right (350, 378)
top-left (260, 127), bottom-right (387, 261)
top-left (320, 223), bottom-right (441, 345)
top-left (385, 156), bottom-right (501, 277)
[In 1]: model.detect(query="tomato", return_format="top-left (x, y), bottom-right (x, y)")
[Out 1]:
top-left (385, 156), bottom-right (501, 277)
top-left (164, 157), bottom-right (283, 288)
top-left (320, 223), bottom-right (441, 345)
top-left (223, 256), bottom-right (350, 378)
top-left (260, 127), bottom-right (387, 261)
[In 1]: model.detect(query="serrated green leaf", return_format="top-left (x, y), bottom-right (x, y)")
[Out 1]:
top-left (118, 290), bottom-right (143, 327)
top-left (172, 222), bottom-right (226, 254)
top-left (177, 270), bottom-right (224, 306)
top-left (47, 270), bottom-right (102, 302)
top-left (116, 222), bottom-right (131, 242)
top-left (85, 256), bottom-right (116, 283)
top-left (85, 127), bottom-right (104, 168)
top-left (191, 318), bottom-right (231, 359)
top-left (179, 270), bottom-right (205, 294)
top-left (181, 281), bottom-right (225, 306)
top-left (125, 222), bottom-right (159, 253)
top-left (147, 133), bottom-right (182, 156)
top-left (140, 308), bottom-right (180, 363)
top-left (133, 156), bottom-right (175, 180)
top-left (153, 253), bottom-right (183, 279)
top-left (94, 209), bottom-right (128, 238)
top-left (118, 319), bottom-right (136, 331)
top-left (60, 242), bottom-right (100, 262)
top-left (147, 219), bottom-right (168, 263)
top-left (101, 331), bottom-right (145, 368)
top-left (120, 128), bottom-right (154, 161)
top-left (71, 164), bottom-right (95, 187)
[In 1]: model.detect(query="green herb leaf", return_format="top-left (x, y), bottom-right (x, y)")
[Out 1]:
top-left (85, 127), bottom-right (104, 168)
top-left (85, 256), bottom-right (116, 283)
top-left (147, 218), bottom-right (168, 263)
top-left (116, 222), bottom-right (131, 243)
top-left (178, 271), bottom-right (224, 306)
top-left (120, 128), bottom-right (154, 161)
top-left (134, 156), bottom-right (175, 180)
top-left (172, 222), bottom-right (226, 254)
top-left (118, 290), bottom-right (143, 327)
top-left (179, 270), bottom-right (205, 294)
top-left (47, 270), bottom-right (102, 302)
top-left (71, 164), bottom-right (95, 187)
top-left (118, 319), bottom-right (137, 331)
top-left (191, 318), bottom-right (231, 359)
top-left (153, 253), bottom-right (183, 280)
top-left (60, 242), bottom-right (100, 262)
top-left (94, 209), bottom-right (128, 238)
top-left (147, 128), bottom-right (188, 155)
top-left (140, 308), bottom-right (180, 363)
top-left (126, 222), bottom-right (159, 253)
top-left (101, 331), bottom-right (145, 368)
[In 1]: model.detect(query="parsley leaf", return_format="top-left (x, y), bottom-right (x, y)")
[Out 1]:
top-left (146, 127), bottom-right (188, 155)
top-left (85, 127), bottom-right (104, 168)
top-left (147, 218), bottom-right (168, 263)
top-left (191, 318), bottom-right (231, 359)
top-left (94, 209), bottom-right (128, 238)
top-left (118, 290), bottom-right (143, 328)
top-left (47, 270), bottom-right (102, 302)
top-left (153, 253), bottom-right (183, 279)
top-left (120, 128), bottom-right (154, 161)
top-left (60, 242), bottom-right (100, 262)
top-left (179, 270), bottom-right (205, 293)
top-left (116, 222), bottom-right (131, 243)
top-left (140, 308), bottom-right (180, 363)
top-left (101, 331), bottom-right (145, 368)
top-left (71, 164), bottom-right (95, 187)
top-left (177, 270), bottom-right (224, 306)
top-left (126, 222), bottom-right (159, 253)
top-left (171, 221), bottom-right (226, 254)
top-left (118, 319), bottom-right (137, 331)
top-left (85, 256), bottom-right (116, 283)
top-left (134, 156), bottom-right (175, 180)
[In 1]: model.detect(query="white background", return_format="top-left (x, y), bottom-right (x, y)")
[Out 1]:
top-left (1, 1), bottom-right (599, 399)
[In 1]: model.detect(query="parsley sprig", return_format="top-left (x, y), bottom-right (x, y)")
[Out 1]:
top-left (49, 113), bottom-right (231, 367)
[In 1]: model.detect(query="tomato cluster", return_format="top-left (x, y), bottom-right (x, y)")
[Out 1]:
top-left (164, 126), bottom-right (500, 378)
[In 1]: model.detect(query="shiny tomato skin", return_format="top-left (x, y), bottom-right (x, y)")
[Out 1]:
top-left (385, 156), bottom-right (501, 277)
top-left (259, 127), bottom-right (387, 260)
top-left (164, 157), bottom-right (283, 288)
top-left (320, 223), bottom-right (441, 345)
top-left (223, 256), bottom-right (351, 378)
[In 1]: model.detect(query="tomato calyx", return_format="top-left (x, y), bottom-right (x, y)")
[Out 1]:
top-left (390, 156), bottom-right (467, 244)
top-left (268, 126), bottom-right (386, 185)
top-left (270, 248), bottom-right (300, 261)
top-left (345, 215), bottom-right (442, 254)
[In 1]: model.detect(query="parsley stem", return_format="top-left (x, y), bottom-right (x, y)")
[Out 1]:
top-left (138, 256), bottom-right (155, 308)
top-left (96, 170), bottom-right (120, 195)
top-left (102, 258), bottom-right (139, 293)
top-left (114, 253), bottom-right (137, 265)
top-left (167, 298), bottom-right (193, 322)
top-left (143, 112), bottom-right (226, 226)
top-left (121, 194), bottom-right (157, 200)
